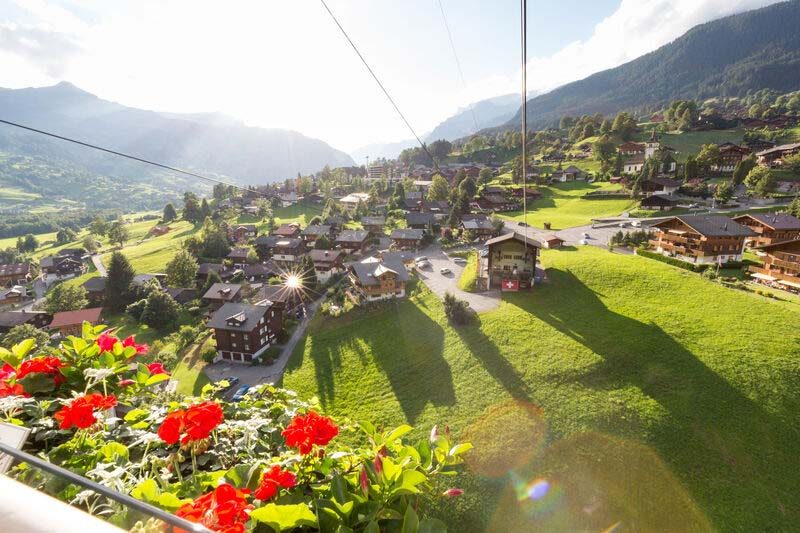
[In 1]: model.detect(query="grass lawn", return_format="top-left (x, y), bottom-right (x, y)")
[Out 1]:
top-left (101, 220), bottom-right (198, 273)
top-left (172, 338), bottom-right (212, 397)
top-left (634, 129), bottom-right (745, 162)
top-left (283, 247), bottom-right (800, 531)
top-left (499, 181), bottom-right (636, 229)
top-left (456, 251), bottom-right (478, 292)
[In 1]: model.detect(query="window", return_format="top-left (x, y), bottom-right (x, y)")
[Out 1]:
top-left (231, 342), bottom-right (237, 348)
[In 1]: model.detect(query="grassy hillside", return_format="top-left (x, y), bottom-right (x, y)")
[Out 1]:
top-left (498, 181), bottom-right (635, 229)
top-left (283, 247), bottom-right (800, 531)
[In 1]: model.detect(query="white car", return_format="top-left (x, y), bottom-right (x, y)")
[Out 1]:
top-left (416, 260), bottom-right (431, 269)
top-left (453, 257), bottom-right (467, 265)
top-left (439, 267), bottom-right (452, 275)
top-left (631, 220), bottom-right (642, 227)
top-left (415, 256), bottom-right (428, 262)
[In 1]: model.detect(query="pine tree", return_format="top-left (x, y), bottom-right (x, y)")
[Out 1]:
top-left (202, 270), bottom-right (223, 293)
top-left (163, 203), bottom-right (178, 222)
top-left (104, 252), bottom-right (136, 312)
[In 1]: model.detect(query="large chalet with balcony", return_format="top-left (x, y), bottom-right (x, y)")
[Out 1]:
top-left (648, 215), bottom-right (754, 265)
top-left (349, 257), bottom-right (409, 302)
top-left (713, 143), bottom-right (751, 173)
top-left (255, 236), bottom-right (306, 265)
top-left (732, 213), bottom-right (800, 248)
top-left (477, 231), bottom-right (540, 291)
top-left (335, 230), bottom-right (371, 254)
top-left (202, 283), bottom-right (242, 311)
top-left (308, 249), bottom-right (345, 282)
top-left (748, 239), bottom-right (800, 292)
top-left (301, 225), bottom-right (335, 245)
top-left (390, 228), bottom-right (424, 250)
top-left (207, 302), bottom-right (282, 364)
top-left (0, 262), bottom-right (31, 286)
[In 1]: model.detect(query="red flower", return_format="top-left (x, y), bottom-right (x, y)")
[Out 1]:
top-left (175, 483), bottom-right (252, 532)
top-left (359, 466), bottom-right (369, 495)
top-left (122, 335), bottom-right (148, 355)
top-left (96, 332), bottom-right (119, 353)
top-left (118, 378), bottom-right (135, 387)
top-left (0, 363), bottom-right (15, 380)
top-left (158, 409), bottom-right (186, 445)
top-left (281, 411), bottom-right (338, 455)
top-left (158, 401), bottom-right (223, 445)
top-left (253, 465), bottom-right (296, 501)
top-left (16, 356), bottom-right (66, 386)
top-left (0, 381), bottom-right (26, 398)
top-left (442, 488), bottom-right (464, 497)
top-left (53, 394), bottom-right (115, 430)
top-left (147, 362), bottom-right (168, 375)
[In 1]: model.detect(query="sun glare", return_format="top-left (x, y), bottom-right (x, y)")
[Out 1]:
top-left (285, 274), bottom-right (302, 290)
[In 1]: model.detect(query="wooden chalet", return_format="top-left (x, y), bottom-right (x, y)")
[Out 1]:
top-left (648, 215), bottom-right (754, 265)
top-left (745, 138), bottom-right (776, 153)
top-left (640, 194), bottom-right (680, 211)
top-left (618, 142), bottom-right (645, 155)
top-left (82, 277), bottom-right (107, 306)
top-left (227, 247), bottom-right (251, 268)
top-left (301, 224), bottom-right (335, 244)
top-left (478, 232), bottom-right (541, 291)
top-left (308, 249), bottom-right (345, 282)
top-left (255, 236), bottom-right (306, 264)
top-left (349, 258), bottom-right (409, 302)
top-left (254, 284), bottom-right (302, 312)
top-left (0, 310), bottom-right (52, 335)
top-left (196, 263), bottom-right (232, 285)
top-left (476, 192), bottom-right (518, 212)
top-left (0, 286), bottom-right (26, 305)
top-left (228, 224), bottom-right (258, 243)
top-left (539, 235), bottom-right (565, 249)
top-left (40, 255), bottom-right (84, 277)
top-left (460, 217), bottom-right (496, 240)
top-left (0, 262), bottom-right (31, 286)
top-left (732, 213), bottom-right (800, 247)
top-left (360, 216), bottom-right (386, 236)
top-left (713, 143), bottom-right (751, 173)
top-left (390, 228), bottom-right (424, 250)
top-left (640, 177), bottom-right (681, 196)
top-left (271, 223), bottom-right (301, 238)
top-left (202, 283), bottom-right (243, 311)
top-left (207, 302), bottom-right (282, 364)
top-left (335, 230), bottom-right (371, 254)
top-left (404, 191), bottom-right (424, 211)
top-left (48, 307), bottom-right (103, 337)
top-left (164, 287), bottom-right (198, 305)
top-left (756, 142), bottom-right (800, 166)
top-left (551, 165), bottom-right (584, 182)
top-left (749, 239), bottom-right (800, 291)
top-left (405, 212), bottom-right (436, 230)
top-left (242, 261), bottom-right (280, 283)
top-left (510, 186), bottom-right (542, 200)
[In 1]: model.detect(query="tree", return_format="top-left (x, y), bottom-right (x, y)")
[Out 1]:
top-left (732, 155), bottom-right (757, 185)
top-left (163, 203), bottom-right (178, 222)
top-left (299, 254), bottom-right (318, 290)
top-left (458, 177), bottom-right (477, 199)
top-left (678, 108), bottom-right (693, 131)
top-left (427, 175), bottom-right (450, 201)
top-left (2, 323), bottom-right (50, 350)
top-left (45, 283), bottom-right (88, 313)
top-left (183, 192), bottom-right (202, 223)
top-left (478, 167), bottom-right (493, 184)
top-left (18, 234), bottom-right (38, 253)
top-left (443, 292), bottom-right (471, 325)
top-left (202, 270), bottom-right (223, 294)
top-left (787, 195), bottom-right (800, 218)
top-left (314, 235), bottom-right (332, 250)
top-left (695, 144), bottom-right (722, 171)
top-left (684, 156), bottom-right (700, 181)
top-left (198, 218), bottom-right (231, 259)
top-left (447, 206), bottom-right (461, 228)
top-left (140, 290), bottom-right (180, 329)
top-left (429, 139), bottom-right (452, 160)
top-left (593, 136), bottom-right (616, 163)
top-left (56, 228), bottom-right (76, 245)
top-left (104, 251), bottom-right (136, 312)
top-left (714, 180), bottom-right (734, 204)
top-left (108, 220), bottom-right (130, 247)
top-left (581, 123), bottom-right (595, 139)
top-left (744, 166), bottom-right (776, 197)
top-left (82, 235), bottom-right (98, 253)
top-left (490, 215), bottom-right (505, 234)
top-left (165, 250), bottom-right (199, 288)
top-left (784, 153), bottom-right (800, 174)
top-left (89, 216), bottom-right (109, 237)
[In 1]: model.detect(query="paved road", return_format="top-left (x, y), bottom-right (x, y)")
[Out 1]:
top-left (415, 245), bottom-right (502, 312)
top-left (91, 254), bottom-right (107, 277)
top-left (203, 296), bottom-right (324, 388)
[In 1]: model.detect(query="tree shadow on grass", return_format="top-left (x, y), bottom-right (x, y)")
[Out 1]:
top-left (505, 269), bottom-right (800, 530)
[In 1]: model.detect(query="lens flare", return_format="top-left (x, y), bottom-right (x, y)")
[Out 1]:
top-left (285, 274), bottom-right (302, 289)
top-left (524, 478), bottom-right (550, 501)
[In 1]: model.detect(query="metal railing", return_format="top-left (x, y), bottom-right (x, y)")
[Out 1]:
top-left (0, 441), bottom-right (210, 533)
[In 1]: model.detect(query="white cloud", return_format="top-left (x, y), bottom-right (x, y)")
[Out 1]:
top-left (462, 0), bottom-right (784, 105)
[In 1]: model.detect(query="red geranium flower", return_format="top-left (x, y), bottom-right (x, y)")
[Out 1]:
top-left (158, 401), bottom-right (223, 445)
top-left (175, 483), bottom-right (252, 532)
top-left (96, 332), bottom-right (120, 353)
top-left (0, 363), bottom-right (15, 380)
top-left (15, 356), bottom-right (66, 386)
top-left (54, 394), bottom-right (116, 430)
top-left (147, 362), bottom-right (168, 375)
top-left (0, 381), bottom-right (26, 398)
top-left (253, 465), bottom-right (296, 501)
top-left (281, 410), bottom-right (338, 455)
top-left (122, 335), bottom-right (148, 355)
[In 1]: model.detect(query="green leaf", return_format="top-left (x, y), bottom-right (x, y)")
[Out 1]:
top-left (384, 424), bottom-right (414, 445)
top-left (145, 373), bottom-right (170, 386)
top-left (12, 339), bottom-right (35, 359)
top-left (364, 521), bottom-right (380, 533)
top-left (331, 474), bottom-right (349, 504)
top-left (18, 373), bottom-right (55, 394)
top-left (402, 505), bottom-right (419, 533)
top-left (418, 518), bottom-right (447, 533)
top-left (448, 443), bottom-right (473, 457)
top-left (82, 321), bottom-right (93, 340)
top-left (417, 439), bottom-right (432, 469)
top-left (98, 442), bottom-right (129, 462)
top-left (399, 470), bottom-right (426, 491)
top-left (250, 503), bottom-right (317, 531)
top-left (381, 456), bottom-right (401, 482)
top-left (0, 347), bottom-right (21, 368)
top-left (131, 479), bottom-right (159, 503)
top-left (358, 420), bottom-right (376, 438)
top-left (123, 408), bottom-right (148, 423)
top-left (157, 492), bottom-right (189, 512)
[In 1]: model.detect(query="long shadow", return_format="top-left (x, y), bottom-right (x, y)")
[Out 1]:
top-left (453, 317), bottom-right (532, 402)
top-left (506, 269), bottom-right (800, 530)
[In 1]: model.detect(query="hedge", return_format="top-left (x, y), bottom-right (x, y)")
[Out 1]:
top-left (635, 247), bottom-right (710, 272)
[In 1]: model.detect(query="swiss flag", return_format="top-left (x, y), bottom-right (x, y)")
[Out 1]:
top-left (501, 279), bottom-right (519, 291)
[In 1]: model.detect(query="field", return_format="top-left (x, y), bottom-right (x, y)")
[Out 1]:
top-left (283, 247), bottom-right (800, 531)
top-left (499, 181), bottom-right (636, 229)
top-left (99, 219), bottom-right (198, 273)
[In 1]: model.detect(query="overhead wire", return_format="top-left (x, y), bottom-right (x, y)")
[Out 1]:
top-left (436, 0), bottom-right (480, 134)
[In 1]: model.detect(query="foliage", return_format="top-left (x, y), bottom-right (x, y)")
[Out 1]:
top-left (744, 166), bottom-right (776, 197)
top-left (163, 203), bottom-right (178, 222)
top-left (165, 250), bottom-right (199, 288)
top-left (456, 253), bottom-right (478, 293)
top-left (636, 247), bottom-right (710, 272)
top-left (426, 175), bottom-right (450, 202)
top-left (126, 299), bottom-right (147, 321)
top-left (45, 283), bottom-right (88, 313)
top-left (0, 327), bottom-right (469, 533)
top-left (714, 180), bottom-right (734, 203)
top-left (732, 155), bottom-right (757, 185)
top-left (104, 252), bottom-right (136, 312)
top-left (1, 324), bottom-right (50, 350)
top-left (442, 292), bottom-right (471, 325)
top-left (140, 290), bottom-right (181, 329)
top-left (108, 220), bottom-right (130, 247)
top-left (314, 235), bottom-right (332, 250)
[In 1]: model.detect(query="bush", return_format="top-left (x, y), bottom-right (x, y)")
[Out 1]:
top-left (140, 290), bottom-right (180, 329)
top-left (635, 247), bottom-right (710, 272)
top-left (126, 298), bottom-right (147, 320)
top-left (443, 291), bottom-right (472, 325)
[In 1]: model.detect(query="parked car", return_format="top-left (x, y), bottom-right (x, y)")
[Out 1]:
top-left (415, 256), bottom-right (428, 262)
top-left (220, 376), bottom-right (239, 391)
top-left (440, 267), bottom-right (452, 275)
top-left (416, 260), bottom-right (431, 269)
top-left (231, 384), bottom-right (250, 402)
top-left (518, 222), bottom-right (529, 227)
top-left (631, 221), bottom-right (642, 227)
top-left (453, 257), bottom-right (467, 265)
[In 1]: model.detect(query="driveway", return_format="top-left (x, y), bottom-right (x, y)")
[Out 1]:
top-left (91, 254), bottom-right (107, 277)
top-left (415, 245), bottom-right (501, 312)
top-left (203, 295), bottom-right (324, 389)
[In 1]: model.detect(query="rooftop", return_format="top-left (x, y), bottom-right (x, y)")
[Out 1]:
top-left (49, 307), bottom-right (103, 328)
top-left (207, 302), bottom-right (270, 332)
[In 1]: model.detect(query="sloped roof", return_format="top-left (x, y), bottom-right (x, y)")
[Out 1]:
top-left (390, 228), bottom-right (424, 240)
top-left (207, 302), bottom-right (270, 332)
top-left (336, 230), bottom-right (369, 243)
top-left (82, 277), bottom-right (107, 291)
top-left (49, 307), bottom-right (103, 328)
top-left (0, 262), bottom-right (30, 277)
top-left (485, 231), bottom-right (542, 248)
top-left (301, 225), bottom-right (332, 236)
top-left (361, 216), bottom-right (386, 226)
top-left (350, 258), bottom-right (409, 286)
top-left (734, 213), bottom-right (800, 231)
top-left (0, 311), bottom-right (49, 328)
top-left (656, 216), bottom-right (755, 237)
top-left (202, 283), bottom-right (242, 301)
top-left (406, 212), bottom-right (435, 225)
top-left (309, 249), bottom-right (344, 262)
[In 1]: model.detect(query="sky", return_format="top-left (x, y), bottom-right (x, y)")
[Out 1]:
top-left (0, 0), bottom-right (785, 153)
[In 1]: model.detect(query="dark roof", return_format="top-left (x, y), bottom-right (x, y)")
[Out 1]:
top-left (197, 263), bottom-right (224, 275)
top-left (301, 225), bottom-right (332, 236)
top-left (227, 247), bottom-right (251, 259)
top-left (381, 251), bottom-right (416, 263)
top-left (406, 212), bottom-right (435, 225)
top-left (756, 142), bottom-right (800, 157)
top-left (754, 238), bottom-right (800, 252)
top-left (272, 223), bottom-right (301, 236)
top-left (623, 154), bottom-right (646, 165)
top-left (350, 258), bottom-right (409, 286)
top-left (202, 283), bottom-right (242, 301)
top-left (0, 262), bottom-right (30, 277)
top-left (257, 236), bottom-right (304, 248)
top-left (0, 311), bottom-right (49, 328)
top-left (658, 216), bottom-right (755, 237)
top-left (82, 277), bottom-right (107, 291)
top-left (309, 249), bottom-right (344, 262)
top-left (462, 218), bottom-right (495, 230)
top-left (255, 284), bottom-right (294, 303)
top-left (390, 228), bottom-right (424, 240)
top-left (361, 216), bottom-right (386, 226)
top-left (648, 177), bottom-right (681, 188)
top-left (336, 230), bottom-right (369, 243)
top-left (485, 231), bottom-right (542, 248)
top-left (324, 215), bottom-right (346, 226)
top-left (734, 213), bottom-right (800, 231)
top-left (165, 287), bottom-right (197, 303)
top-left (207, 302), bottom-right (271, 332)
top-left (243, 261), bottom-right (280, 277)
top-left (49, 307), bottom-right (103, 327)
top-left (640, 194), bottom-right (680, 206)
top-left (232, 224), bottom-right (257, 231)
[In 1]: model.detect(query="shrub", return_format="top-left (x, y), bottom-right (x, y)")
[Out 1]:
top-left (126, 298), bottom-right (147, 320)
top-left (635, 247), bottom-right (710, 273)
top-left (443, 291), bottom-right (472, 325)
top-left (140, 290), bottom-right (180, 329)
